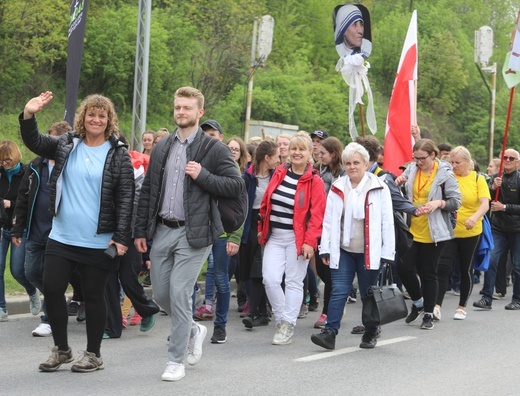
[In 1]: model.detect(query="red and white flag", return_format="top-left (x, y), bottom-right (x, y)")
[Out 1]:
top-left (384, 10), bottom-right (418, 175)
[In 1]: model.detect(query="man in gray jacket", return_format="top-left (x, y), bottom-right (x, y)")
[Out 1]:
top-left (134, 87), bottom-right (243, 382)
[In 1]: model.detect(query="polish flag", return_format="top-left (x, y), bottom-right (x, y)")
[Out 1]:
top-left (384, 10), bottom-right (418, 175)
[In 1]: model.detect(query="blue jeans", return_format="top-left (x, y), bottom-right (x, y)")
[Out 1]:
top-left (0, 230), bottom-right (36, 309)
top-left (212, 236), bottom-right (231, 328)
top-left (325, 249), bottom-right (379, 334)
top-left (24, 239), bottom-right (48, 322)
top-left (204, 251), bottom-right (215, 304)
top-left (482, 229), bottom-right (520, 302)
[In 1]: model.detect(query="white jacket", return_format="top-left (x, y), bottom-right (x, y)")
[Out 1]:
top-left (319, 172), bottom-right (395, 270)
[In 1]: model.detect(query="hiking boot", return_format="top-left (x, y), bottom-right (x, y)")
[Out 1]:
top-left (39, 346), bottom-right (73, 372)
top-left (211, 326), bottom-right (227, 344)
top-left (473, 296), bottom-right (492, 310)
top-left (405, 304), bottom-right (424, 323)
top-left (360, 332), bottom-right (378, 349)
top-left (71, 351), bottom-right (104, 372)
top-left (311, 328), bottom-right (336, 350)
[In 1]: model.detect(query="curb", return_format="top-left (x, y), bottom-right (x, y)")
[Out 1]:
top-left (5, 287), bottom-right (155, 316)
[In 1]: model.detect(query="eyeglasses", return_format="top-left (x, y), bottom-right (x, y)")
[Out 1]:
top-left (0, 158), bottom-right (12, 165)
top-left (229, 147), bottom-right (241, 153)
top-left (503, 156), bottom-right (518, 162)
top-left (413, 154), bottom-right (430, 162)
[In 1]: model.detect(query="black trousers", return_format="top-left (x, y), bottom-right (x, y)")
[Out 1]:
top-left (104, 241), bottom-right (160, 338)
top-left (398, 241), bottom-right (446, 314)
top-left (44, 255), bottom-right (110, 355)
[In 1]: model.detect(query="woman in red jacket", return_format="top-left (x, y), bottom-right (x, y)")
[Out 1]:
top-left (259, 134), bottom-right (326, 345)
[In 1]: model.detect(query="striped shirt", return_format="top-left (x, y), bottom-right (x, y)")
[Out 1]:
top-left (269, 170), bottom-right (301, 230)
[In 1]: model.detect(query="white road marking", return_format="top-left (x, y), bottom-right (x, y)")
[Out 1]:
top-left (294, 336), bottom-right (417, 363)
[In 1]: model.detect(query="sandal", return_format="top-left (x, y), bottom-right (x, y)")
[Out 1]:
top-left (454, 309), bottom-right (466, 320)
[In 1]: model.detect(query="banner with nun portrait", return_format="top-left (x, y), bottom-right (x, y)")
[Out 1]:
top-left (333, 3), bottom-right (376, 140)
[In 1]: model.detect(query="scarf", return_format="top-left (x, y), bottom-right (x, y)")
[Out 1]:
top-left (342, 172), bottom-right (369, 246)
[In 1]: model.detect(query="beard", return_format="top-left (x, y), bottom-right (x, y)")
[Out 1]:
top-left (175, 116), bottom-right (198, 129)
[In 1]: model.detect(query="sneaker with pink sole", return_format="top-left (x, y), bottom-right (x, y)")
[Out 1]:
top-left (239, 302), bottom-right (250, 318)
top-left (130, 313), bottom-right (142, 326)
top-left (314, 313), bottom-right (327, 329)
top-left (194, 304), bottom-right (215, 320)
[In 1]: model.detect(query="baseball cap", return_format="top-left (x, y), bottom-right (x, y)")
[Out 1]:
top-left (310, 130), bottom-right (329, 140)
top-left (200, 119), bottom-right (223, 135)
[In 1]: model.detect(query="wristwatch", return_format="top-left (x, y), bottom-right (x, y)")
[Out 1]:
top-left (504, 205), bottom-right (507, 212)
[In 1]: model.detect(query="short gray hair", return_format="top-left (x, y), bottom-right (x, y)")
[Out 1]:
top-left (342, 142), bottom-right (369, 164)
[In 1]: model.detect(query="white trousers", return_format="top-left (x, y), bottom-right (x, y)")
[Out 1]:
top-left (262, 228), bottom-right (309, 326)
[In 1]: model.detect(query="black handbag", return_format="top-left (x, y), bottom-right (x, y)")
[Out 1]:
top-left (362, 263), bottom-right (408, 327)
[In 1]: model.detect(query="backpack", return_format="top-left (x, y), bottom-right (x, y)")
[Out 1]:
top-left (194, 136), bottom-right (248, 234)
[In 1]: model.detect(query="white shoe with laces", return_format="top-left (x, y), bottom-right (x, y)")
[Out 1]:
top-left (161, 361), bottom-right (185, 381)
top-left (32, 323), bottom-right (52, 337)
top-left (186, 323), bottom-right (207, 365)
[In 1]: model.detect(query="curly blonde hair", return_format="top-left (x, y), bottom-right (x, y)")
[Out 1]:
top-left (74, 94), bottom-right (119, 140)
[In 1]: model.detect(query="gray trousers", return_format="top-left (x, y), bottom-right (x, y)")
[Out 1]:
top-left (150, 224), bottom-right (211, 363)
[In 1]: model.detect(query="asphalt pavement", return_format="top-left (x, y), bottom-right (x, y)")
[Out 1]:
top-left (1, 282), bottom-right (518, 396)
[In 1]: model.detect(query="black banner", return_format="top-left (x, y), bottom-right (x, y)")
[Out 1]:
top-left (64, 0), bottom-right (89, 126)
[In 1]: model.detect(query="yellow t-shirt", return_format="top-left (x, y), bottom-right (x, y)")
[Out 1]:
top-left (454, 171), bottom-right (491, 238)
top-left (410, 162), bottom-right (438, 243)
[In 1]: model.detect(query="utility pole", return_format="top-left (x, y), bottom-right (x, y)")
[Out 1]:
top-left (131, 0), bottom-right (151, 151)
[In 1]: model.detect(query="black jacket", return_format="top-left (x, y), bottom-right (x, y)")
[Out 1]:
top-left (19, 114), bottom-right (135, 246)
top-left (11, 157), bottom-right (50, 240)
top-left (490, 170), bottom-right (520, 233)
top-left (0, 163), bottom-right (26, 232)
top-left (135, 129), bottom-right (244, 248)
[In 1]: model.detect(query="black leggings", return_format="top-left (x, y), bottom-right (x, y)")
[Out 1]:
top-left (437, 236), bottom-right (480, 307)
top-left (43, 254), bottom-right (110, 356)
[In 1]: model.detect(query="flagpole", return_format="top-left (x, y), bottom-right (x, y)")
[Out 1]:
top-left (358, 103), bottom-right (366, 137)
top-left (494, 86), bottom-right (515, 201)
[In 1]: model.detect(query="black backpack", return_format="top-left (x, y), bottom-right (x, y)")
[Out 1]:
top-left (195, 136), bottom-right (248, 234)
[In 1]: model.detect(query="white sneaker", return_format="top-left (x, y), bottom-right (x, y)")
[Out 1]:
top-left (29, 292), bottom-right (42, 316)
top-left (32, 323), bottom-right (52, 337)
top-left (272, 320), bottom-right (294, 345)
top-left (161, 361), bottom-right (185, 381)
top-left (186, 323), bottom-right (207, 365)
top-left (0, 307), bottom-right (8, 322)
